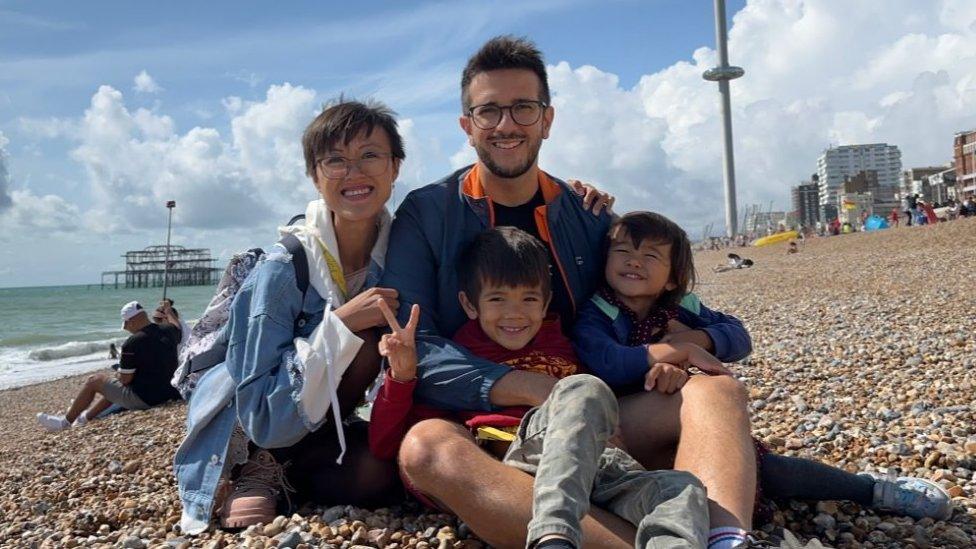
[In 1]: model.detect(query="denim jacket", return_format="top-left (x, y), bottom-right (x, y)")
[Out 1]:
top-left (174, 201), bottom-right (388, 534)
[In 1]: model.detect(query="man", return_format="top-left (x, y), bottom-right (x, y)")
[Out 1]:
top-left (36, 301), bottom-right (182, 431)
top-left (381, 36), bottom-right (757, 549)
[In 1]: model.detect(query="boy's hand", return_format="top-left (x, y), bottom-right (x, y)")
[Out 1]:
top-left (647, 342), bottom-right (732, 376)
top-left (377, 300), bottom-right (420, 383)
top-left (644, 363), bottom-right (688, 394)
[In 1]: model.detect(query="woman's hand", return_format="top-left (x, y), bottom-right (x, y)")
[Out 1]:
top-left (644, 363), bottom-right (689, 394)
top-left (569, 179), bottom-right (615, 216)
top-left (377, 300), bottom-right (420, 382)
top-left (333, 287), bottom-right (399, 332)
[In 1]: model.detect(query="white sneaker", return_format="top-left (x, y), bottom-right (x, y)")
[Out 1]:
top-left (37, 413), bottom-right (71, 432)
top-left (862, 471), bottom-right (952, 520)
top-left (72, 411), bottom-right (89, 427)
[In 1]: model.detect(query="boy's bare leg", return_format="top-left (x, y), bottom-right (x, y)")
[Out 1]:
top-left (65, 373), bottom-right (109, 422)
top-left (619, 374), bottom-right (755, 530)
top-left (399, 419), bottom-right (635, 549)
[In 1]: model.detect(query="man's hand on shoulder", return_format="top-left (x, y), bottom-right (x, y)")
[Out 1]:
top-left (569, 179), bottom-right (615, 216)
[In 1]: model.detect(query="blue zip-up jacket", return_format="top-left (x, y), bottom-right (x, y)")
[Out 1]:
top-left (380, 164), bottom-right (612, 412)
top-left (572, 292), bottom-right (752, 388)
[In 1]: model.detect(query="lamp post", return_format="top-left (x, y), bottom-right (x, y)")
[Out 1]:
top-left (703, 0), bottom-right (744, 238)
top-left (162, 200), bottom-right (176, 301)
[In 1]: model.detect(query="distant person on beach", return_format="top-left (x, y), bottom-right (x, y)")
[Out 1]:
top-left (961, 195), bottom-right (976, 217)
top-left (713, 253), bottom-right (754, 273)
top-left (36, 301), bottom-right (181, 432)
top-left (108, 342), bottom-right (118, 359)
top-left (889, 208), bottom-right (900, 228)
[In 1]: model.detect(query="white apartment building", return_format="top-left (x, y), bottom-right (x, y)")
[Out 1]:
top-left (816, 144), bottom-right (902, 208)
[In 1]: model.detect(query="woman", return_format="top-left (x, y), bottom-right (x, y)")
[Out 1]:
top-left (175, 99), bottom-right (407, 533)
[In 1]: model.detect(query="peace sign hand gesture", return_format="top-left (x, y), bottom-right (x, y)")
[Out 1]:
top-left (377, 299), bottom-right (421, 383)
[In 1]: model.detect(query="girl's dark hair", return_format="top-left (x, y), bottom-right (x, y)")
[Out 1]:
top-left (302, 98), bottom-right (406, 177)
top-left (457, 227), bottom-right (551, 304)
top-left (461, 35), bottom-right (550, 111)
top-left (608, 211), bottom-right (695, 309)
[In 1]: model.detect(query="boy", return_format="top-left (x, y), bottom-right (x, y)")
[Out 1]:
top-left (370, 227), bottom-right (716, 548)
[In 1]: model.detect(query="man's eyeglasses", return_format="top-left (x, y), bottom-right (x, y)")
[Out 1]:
top-left (316, 152), bottom-right (393, 179)
top-left (466, 100), bottom-right (547, 130)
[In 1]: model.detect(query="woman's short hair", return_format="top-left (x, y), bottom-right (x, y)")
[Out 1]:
top-left (302, 98), bottom-right (406, 177)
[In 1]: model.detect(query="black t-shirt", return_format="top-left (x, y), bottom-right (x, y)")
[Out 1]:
top-left (119, 323), bottom-right (181, 406)
top-left (492, 189), bottom-right (574, 331)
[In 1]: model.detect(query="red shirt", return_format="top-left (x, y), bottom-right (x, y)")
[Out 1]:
top-left (368, 317), bottom-right (579, 460)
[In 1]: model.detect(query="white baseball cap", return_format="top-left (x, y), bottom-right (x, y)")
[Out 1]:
top-left (120, 301), bottom-right (144, 328)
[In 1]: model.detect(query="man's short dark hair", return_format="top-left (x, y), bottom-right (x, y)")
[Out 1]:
top-left (461, 35), bottom-right (550, 111)
top-left (458, 227), bottom-right (551, 304)
top-left (302, 98), bottom-right (406, 177)
top-left (608, 212), bottom-right (696, 310)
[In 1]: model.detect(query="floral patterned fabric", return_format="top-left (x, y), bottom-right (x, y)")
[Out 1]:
top-left (171, 249), bottom-right (263, 399)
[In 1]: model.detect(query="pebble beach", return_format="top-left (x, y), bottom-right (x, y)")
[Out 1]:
top-left (1, 218), bottom-right (974, 548)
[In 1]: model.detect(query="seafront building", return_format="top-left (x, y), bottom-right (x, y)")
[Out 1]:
top-left (817, 144), bottom-right (902, 219)
top-left (791, 176), bottom-right (820, 228)
top-left (954, 130), bottom-right (976, 197)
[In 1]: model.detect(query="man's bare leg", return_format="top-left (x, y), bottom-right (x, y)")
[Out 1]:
top-left (399, 419), bottom-right (635, 549)
top-left (619, 375), bottom-right (755, 530)
top-left (82, 396), bottom-right (114, 422)
top-left (65, 373), bottom-right (109, 423)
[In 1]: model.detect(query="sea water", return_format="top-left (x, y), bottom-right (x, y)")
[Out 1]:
top-left (0, 284), bottom-right (217, 389)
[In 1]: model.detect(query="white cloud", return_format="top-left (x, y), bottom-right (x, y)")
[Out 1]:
top-left (133, 70), bottom-right (162, 94)
top-left (0, 132), bottom-right (80, 235)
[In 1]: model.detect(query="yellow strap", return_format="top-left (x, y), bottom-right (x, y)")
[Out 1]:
top-left (476, 426), bottom-right (518, 442)
top-left (317, 239), bottom-right (348, 299)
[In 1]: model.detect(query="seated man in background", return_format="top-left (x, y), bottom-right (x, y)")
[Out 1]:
top-left (36, 301), bottom-right (182, 431)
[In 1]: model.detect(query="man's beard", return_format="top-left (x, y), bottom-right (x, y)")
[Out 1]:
top-left (473, 134), bottom-right (542, 179)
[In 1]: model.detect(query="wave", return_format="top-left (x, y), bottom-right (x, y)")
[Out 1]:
top-left (26, 338), bottom-right (122, 362)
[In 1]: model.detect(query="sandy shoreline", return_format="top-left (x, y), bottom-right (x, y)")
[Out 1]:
top-left (2, 218), bottom-right (975, 547)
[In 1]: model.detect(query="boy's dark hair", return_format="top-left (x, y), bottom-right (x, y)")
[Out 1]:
top-left (302, 98), bottom-right (406, 177)
top-left (461, 35), bottom-right (550, 111)
top-left (608, 212), bottom-right (696, 309)
top-left (458, 227), bottom-right (551, 304)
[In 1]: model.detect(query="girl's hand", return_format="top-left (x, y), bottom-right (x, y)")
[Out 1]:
top-left (644, 363), bottom-right (689, 394)
top-left (377, 300), bottom-right (420, 383)
top-left (334, 287), bottom-right (399, 332)
top-left (647, 342), bottom-right (732, 376)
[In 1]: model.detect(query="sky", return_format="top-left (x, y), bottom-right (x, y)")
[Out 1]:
top-left (1, 0), bottom-right (975, 288)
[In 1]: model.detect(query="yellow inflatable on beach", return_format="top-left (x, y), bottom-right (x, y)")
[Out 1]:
top-left (752, 231), bottom-right (798, 247)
